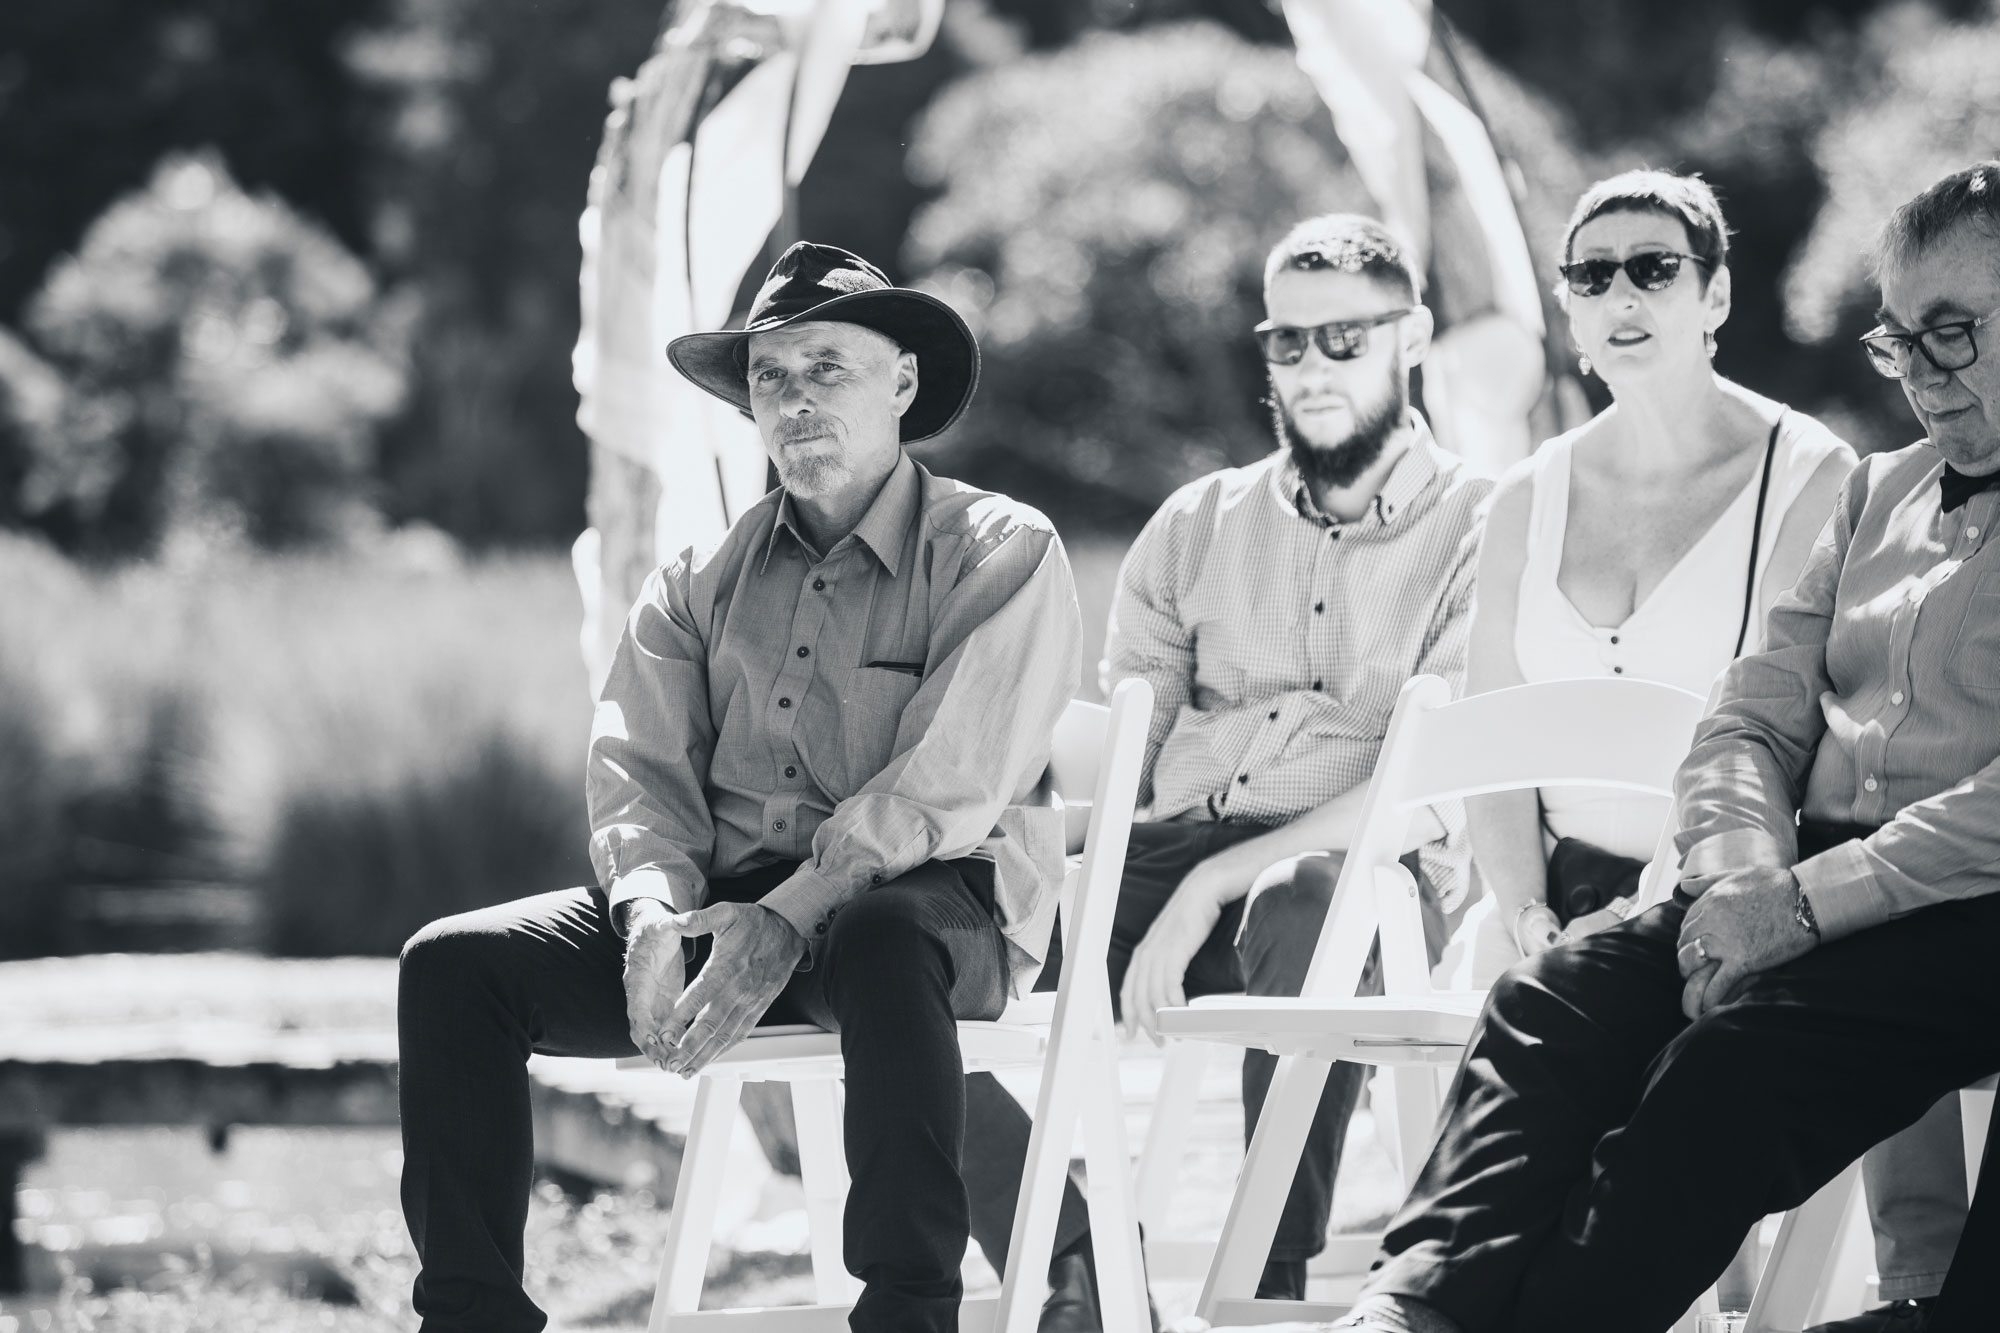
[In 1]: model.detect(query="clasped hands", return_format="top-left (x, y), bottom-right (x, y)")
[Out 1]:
top-left (622, 897), bottom-right (806, 1077)
top-left (1675, 865), bottom-right (1817, 1020)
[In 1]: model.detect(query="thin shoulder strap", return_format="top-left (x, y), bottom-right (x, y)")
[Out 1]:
top-left (1732, 412), bottom-right (1784, 659)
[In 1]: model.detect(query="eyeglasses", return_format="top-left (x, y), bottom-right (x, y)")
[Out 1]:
top-left (1558, 251), bottom-right (1711, 298)
top-left (1859, 304), bottom-right (2000, 379)
top-left (1254, 309), bottom-right (1413, 365)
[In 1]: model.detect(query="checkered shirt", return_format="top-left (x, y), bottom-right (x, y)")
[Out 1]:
top-left (1102, 414), bottom-right (1490, 908)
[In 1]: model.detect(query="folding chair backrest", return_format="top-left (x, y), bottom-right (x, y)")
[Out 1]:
top-left (1303, 675), bottom-right (1709, 999)
top-left (1048, 679), bottom-right (1151, 1002)
top-left (1049, 698), bottom-right (1109, 857)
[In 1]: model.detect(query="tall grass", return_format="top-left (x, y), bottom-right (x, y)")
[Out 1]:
top-left (0, 532), bottom-right (593, 956)
top-left (0, 531), bottom-right (1130, 958)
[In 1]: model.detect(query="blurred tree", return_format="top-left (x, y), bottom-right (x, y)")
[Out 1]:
top-left (1777, 3), bottom-right (2000, 451)
top-left (347, 0), bottom-right (663, 547)
top-left (905, 23), bottom-right (1369, 530)
top-left (903, 19), bottom-right (1590, 530)
top-left (0, 0), bottom-right (388, 323)
top-left (21, 152), bottom-right (406, 555)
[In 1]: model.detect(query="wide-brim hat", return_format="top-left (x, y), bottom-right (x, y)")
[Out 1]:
top-left (666, 241), bottom-right (979, 442)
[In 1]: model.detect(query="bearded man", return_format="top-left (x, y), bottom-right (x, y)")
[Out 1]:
top-left (1091, 213), bottom-right (1491, 1297)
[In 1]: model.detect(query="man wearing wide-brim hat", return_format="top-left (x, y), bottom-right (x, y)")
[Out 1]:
top-left (395, 242), bottom-right (1103, 1333)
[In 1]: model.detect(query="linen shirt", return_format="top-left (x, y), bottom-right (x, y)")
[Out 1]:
top-left (587, 454), bottom-right (1082, 987)
top-left (1677, 442), bottom-right (2000, 942)
top-left (1103, 414), bottom-right (1490, 908)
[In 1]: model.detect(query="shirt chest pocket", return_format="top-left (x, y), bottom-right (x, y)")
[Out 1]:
top-left (1946, 572), bottom-right (2000, 693)
top-left (815, 666), bottom-right (925, 794)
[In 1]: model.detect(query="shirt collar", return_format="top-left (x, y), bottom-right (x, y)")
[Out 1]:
top-left (1271, 409), bottom-right (1444, 529)
top-left (763, 451), bottom-right (919, 576)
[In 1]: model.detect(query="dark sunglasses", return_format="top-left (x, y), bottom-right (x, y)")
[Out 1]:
top-left (1559, 251), bottom-right (1711, 298)
top-left (1859, 304), bottom-right (2000, 380)
top-left (1254, 309), bottom-right (1412, 365)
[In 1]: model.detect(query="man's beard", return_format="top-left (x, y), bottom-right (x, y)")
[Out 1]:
top-left (1269, 370), bottom-right (1408, 493)
top-left (772, 426), bottom-right (851, 499)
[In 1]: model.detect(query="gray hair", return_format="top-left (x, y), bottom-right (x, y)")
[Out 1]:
top-left (1877, 161), bottom-right (2000, 277)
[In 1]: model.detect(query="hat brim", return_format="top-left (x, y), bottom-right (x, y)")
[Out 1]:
top-left (666, 289), bottom-right (979, 443)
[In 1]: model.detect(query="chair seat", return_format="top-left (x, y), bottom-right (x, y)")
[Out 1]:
top-left (613, 992), bottom-right (1064, 1080)
top-left (1155, 992), bottom-right (1485, 1066)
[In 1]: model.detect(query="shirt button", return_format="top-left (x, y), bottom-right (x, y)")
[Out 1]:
top-left (1610, 635), bottom-right (1620, 645)
top-left (1864, 777), bottom-right (1879, 792)
top-left (773, 819), bottom-right (786, 831)
top-left (816, 921), bottom-right (827, 934)
top-left (1891, 691), bottom-right (1905, 706)
top-left (813, 577), bottom-right (826, 591)
top-left (1613, 666), bottom-right (1624, 674)
top-left (778, 697), bottom-right (792, 708)
top-left (1268, 710), bottom-right (1279, 721)
top-left (784, 765), bottom-right (797, 778)
top-left (1237, 773), bottom-right (1249, 784)
top-left (797, 646), bottom-right (810, 658)
top-left (1314, 601), bottom-right (1325, 614)
top-left (870, 873), bottom-right (882, 884)
top-left (1970, 526), bottom-right (1982, 539)
top-left (1312, 679), bottom-right (1323, 691)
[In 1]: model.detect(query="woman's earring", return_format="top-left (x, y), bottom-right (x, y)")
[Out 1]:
top-left (1704, 328), bottom-right (1718, 359)
top-left (1577, 354), bottom-right (1593, 377)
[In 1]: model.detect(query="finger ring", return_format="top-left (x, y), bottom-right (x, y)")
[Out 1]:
top-left (1693, 937), bottom-right (1710, 965)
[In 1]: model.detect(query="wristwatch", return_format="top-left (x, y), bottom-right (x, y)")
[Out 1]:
top-left (1793, 880), bottom-right (1821, 941)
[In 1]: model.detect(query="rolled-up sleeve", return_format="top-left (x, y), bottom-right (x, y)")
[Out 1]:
top-left (1674, 474), bottom-right (1852, 883)
top-left (588, 559), bottom-right (717, 923)
top-left (761, 527), bottom-right (1082, 948)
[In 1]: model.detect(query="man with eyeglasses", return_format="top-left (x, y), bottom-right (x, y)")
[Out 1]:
top-left (1072, 213), bottom-right (1490, 1300)
top-left (1304, 162), bottom-right (2000, 1333)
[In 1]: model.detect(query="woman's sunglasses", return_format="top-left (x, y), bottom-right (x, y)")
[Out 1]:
top-left (1254, 308), bottom-right (1413, 365)
top-left (1559, 251), bottom-right (1711, 298)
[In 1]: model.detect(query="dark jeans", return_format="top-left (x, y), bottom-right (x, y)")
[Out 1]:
top-left (965, 820), bottom-right (1445, 1272)
top-left (1363, 821), bottom-right (2000, 1333)
top-left (397, 859), bottom-right (1016, 1333)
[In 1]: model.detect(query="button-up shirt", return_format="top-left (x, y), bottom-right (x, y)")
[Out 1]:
top-left (588, 454), bottom-right (1082, 987)
top-left (1103, 414), bottom-right (1490, 908)
top-left (1678, 442), bottom-right (2000, 941)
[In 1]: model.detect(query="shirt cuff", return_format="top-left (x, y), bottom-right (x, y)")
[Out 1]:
top-left (1792, 839), bottom-right (1891, 944)
top-left (761, 864), bottom-right (850, 963)
top-left (1680, 827), bottom-right (1794, 881)
top-left (607, 866), bottom-right (688, 938)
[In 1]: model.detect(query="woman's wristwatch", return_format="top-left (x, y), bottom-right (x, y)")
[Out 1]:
top-left (1514, 902), bottom-right (1563, 954)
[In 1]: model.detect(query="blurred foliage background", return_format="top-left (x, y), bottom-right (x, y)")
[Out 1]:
top-left (5, 0), bottom-right (2000, 956)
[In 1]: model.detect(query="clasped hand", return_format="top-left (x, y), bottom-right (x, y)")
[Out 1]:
top-left (1675, 866), bottom-right (1815, 1020)
top-left (623, 899), bottom-right (806, 1077)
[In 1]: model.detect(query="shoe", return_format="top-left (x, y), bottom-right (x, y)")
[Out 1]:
top-left (1255, 1258), bottom-right (1307, 1302)
top-left (1039, 1235), bottom-right (1163, 1333)
top-left (1805, 1298), bottom-right (1933, 1333)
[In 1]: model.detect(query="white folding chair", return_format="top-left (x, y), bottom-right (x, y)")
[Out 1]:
top-left (1741, 1074), bottom-right (1998, 1333)
top-left (618, 678), bottom-right (1154, 1332)
top-left (1156, 673), bottom-right (1707, 1327)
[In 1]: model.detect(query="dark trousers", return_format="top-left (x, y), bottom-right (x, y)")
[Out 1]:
top-left (964, 820), bottom-right (1446, 1272)
top-left (397, 859), bottom-right (1016, 1333)
top-left (1363, 822), bottom-right (2000, 1333)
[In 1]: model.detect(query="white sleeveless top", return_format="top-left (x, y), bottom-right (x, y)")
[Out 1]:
top-left (1513, 412), bottom-right (1848, 859)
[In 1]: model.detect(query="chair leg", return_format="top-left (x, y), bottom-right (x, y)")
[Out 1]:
top-left (1195, 1052), bottom-right (1334, 1323)
top-left (791, 1078), bottom-right (861, 1306)
top-left (1080, 1003), bottom-right (1150, 1333)
top-left (651, 1074), bottom-right (743, 1332)
top-left (1385, 1064), bottom-right (1441, 1196)
top-left (1743, 1160), bottom-right (1862, 1333)
top-left (1961, 1078), bottom-right (1995, 1188)
top-left (995, 1002), bottom-right (1097, 1333)
top-left (1135, 1037), bottom-right (1210, 1238)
